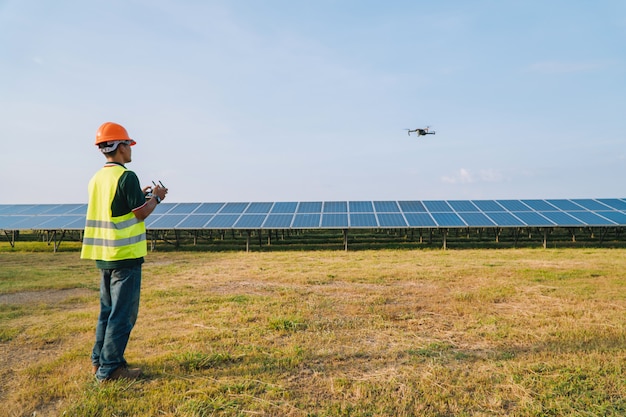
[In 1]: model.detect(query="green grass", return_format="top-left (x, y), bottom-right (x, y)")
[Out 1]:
top-left (1, 249), bottom-right (625, 416)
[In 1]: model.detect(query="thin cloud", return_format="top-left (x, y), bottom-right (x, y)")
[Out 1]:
top-left (441, 168), bottom-right (474, 184)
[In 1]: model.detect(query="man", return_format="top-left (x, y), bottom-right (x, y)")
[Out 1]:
top-left (81, 122), bottom-right (168, 382)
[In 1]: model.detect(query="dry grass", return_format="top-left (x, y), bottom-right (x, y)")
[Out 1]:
top-left (1, 248), bottom-right (625, 416)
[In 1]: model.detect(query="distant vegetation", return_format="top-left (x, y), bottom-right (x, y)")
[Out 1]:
top-left (2, 226), bottom-right (626, 253)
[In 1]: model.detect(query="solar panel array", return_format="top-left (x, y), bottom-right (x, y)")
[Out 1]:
top-left (2, 198), bottom-right (626, 231)
top-left (0, 204), bottom-right (87, 231)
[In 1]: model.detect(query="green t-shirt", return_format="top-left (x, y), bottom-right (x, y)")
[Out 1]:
top-left (95, 163), bottom-right (147, 270)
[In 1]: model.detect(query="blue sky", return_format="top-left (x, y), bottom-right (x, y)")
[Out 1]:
top-left (2, 0), bottom-right (625, 204)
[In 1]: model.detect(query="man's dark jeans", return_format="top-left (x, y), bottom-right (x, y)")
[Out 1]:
top-left (92, 265), bottom-right (141, 380)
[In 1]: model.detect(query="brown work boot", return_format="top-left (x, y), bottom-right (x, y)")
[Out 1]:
top-left (106, 365), bottom-right (142, 381)
top-left (92, 365), bottom-right (99, 375)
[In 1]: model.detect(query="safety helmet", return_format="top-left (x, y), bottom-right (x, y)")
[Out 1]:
top-left (95, 122), bottom-right (136, 146)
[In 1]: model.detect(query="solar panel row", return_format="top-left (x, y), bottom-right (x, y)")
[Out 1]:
top-left (1, 199), bottom-right (626, 230)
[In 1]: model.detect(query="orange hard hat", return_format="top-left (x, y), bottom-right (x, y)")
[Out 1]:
top-left (95, 122), bottom-right (136, 146)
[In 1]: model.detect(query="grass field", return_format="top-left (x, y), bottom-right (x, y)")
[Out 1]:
top-left (1, 248), bottom-right (625, 416)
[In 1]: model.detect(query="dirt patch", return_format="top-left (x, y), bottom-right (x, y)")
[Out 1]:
top-left (0, 288), bottom-right (95, 306)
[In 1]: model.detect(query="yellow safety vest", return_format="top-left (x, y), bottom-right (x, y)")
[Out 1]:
top-left (81, 164), bottom-right (147, 261)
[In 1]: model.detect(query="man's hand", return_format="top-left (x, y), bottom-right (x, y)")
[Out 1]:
top-left (152, 185), bottom-right (168, 201)
top-left (133, 184), bottom-right (169, 221)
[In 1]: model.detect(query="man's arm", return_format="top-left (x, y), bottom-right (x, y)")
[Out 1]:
top-left (132, 185), bottom-right (168, 221)
top-left (133, 197), bottom-right (158, 221)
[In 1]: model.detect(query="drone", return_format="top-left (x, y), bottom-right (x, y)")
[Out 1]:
top-left (405, 127), bottom-right (435, 137)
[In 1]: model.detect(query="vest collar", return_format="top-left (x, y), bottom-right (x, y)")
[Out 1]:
top-left (104, 162), bottom-right (126, 168)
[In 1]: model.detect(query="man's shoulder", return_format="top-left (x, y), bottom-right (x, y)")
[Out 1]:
top-left (120, 167), bottom-right (137, 176)
top-left (119, 170), bottom-right (140, 185)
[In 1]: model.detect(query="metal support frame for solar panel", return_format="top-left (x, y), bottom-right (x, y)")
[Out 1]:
top-left (2, 198), bottom-right (626, 251)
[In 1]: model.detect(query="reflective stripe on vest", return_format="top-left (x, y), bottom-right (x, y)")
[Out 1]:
top-left (80, 164), bottom-right (147, 261)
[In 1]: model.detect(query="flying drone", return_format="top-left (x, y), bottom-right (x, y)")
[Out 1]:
top-left (405, 127), bottom-right (435, 137)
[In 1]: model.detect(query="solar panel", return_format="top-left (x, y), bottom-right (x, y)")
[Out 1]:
top-left (12, 205), bottom-right (44, 214)
top-left (538, 211), bottom-right (583, 226)
top-left (220, 203), bottom-right (249, 214)
top-left (37, 216), bottom-right (84, 229)
top-left (147, 214), bottom-right (187, 228)
top-left (457, 212), bottom-right (495, 227)
top-left (44, 204), bottom-right (87, 215)
top-left (599, 211), bottom-right (626, 224)
top-left (297, 202), bottom-right (322, 213)
top-left (152, 203), bottom-right (176, 214)
top-left (472, 200), bottom-right (505, 212)
top-left (271, 202), bottom-right (298, 213)
top-left (177, 215), bottom-right (214, 228)
top-left (374, 201), bottom-right (400, 213)
top-left (377, 213), bottom-right (406, 227)
top-left (597, 199), bottom-right (626, 210)
top-left (206, 215), bottom-right (240, 228)
top-left (349, 213), bottom-right (378, 227)
top-left (64, 216), bottom-right (87, 230)
top-left (293, 213), bottom-right (321, 228)
top-left (245, 202), bottom-right (273, 214)
top-left (497, 200), bottom-right (531, 212)
top-left (513, 211), bottom-right (554, 226)
top-left (8, 216), bottom-right (55, 229)
top-left (234, 215), bottom-right (266, 228)
top-left (195, 203), bottom-right (225, 214)
top-left (323, 201), bottom-right (348, 213)
top-left (4, 205), bottom-right (22, 214)
top-left (523, 200), bottom-right (556, 211)
top-left (485, 212), bottom-right (525, 226)
top-left (321, 213), bottom-right (349, 227)
top-left (398, 201), bottom-right (427, 212)
top-left (0, 213), bottom-right (83, 229)
top-left (546, 199), bottom-right (583, 211)
top-left (264, 214), bottom-right (294, 228)
top-left (69, 204), bottom-right (88, 214)
top-left (566, 211), bottom-right (616, 226)
top-left (18, 205), bottom-right (61, 215)
top-left (168, 203), bottom-right (201, 214)
top-left (424, 200), bottom-right (453, 212)
top-left (404, 212), bottom-right (436, 227)
top-left (447, 200), bottom-right (478, 212)
top-left (431, 212), bottom-right (466, 227)
top-left (571, 199), bottom-right (611, 211)
top-left (349, 201), bottom-right (374, 213)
